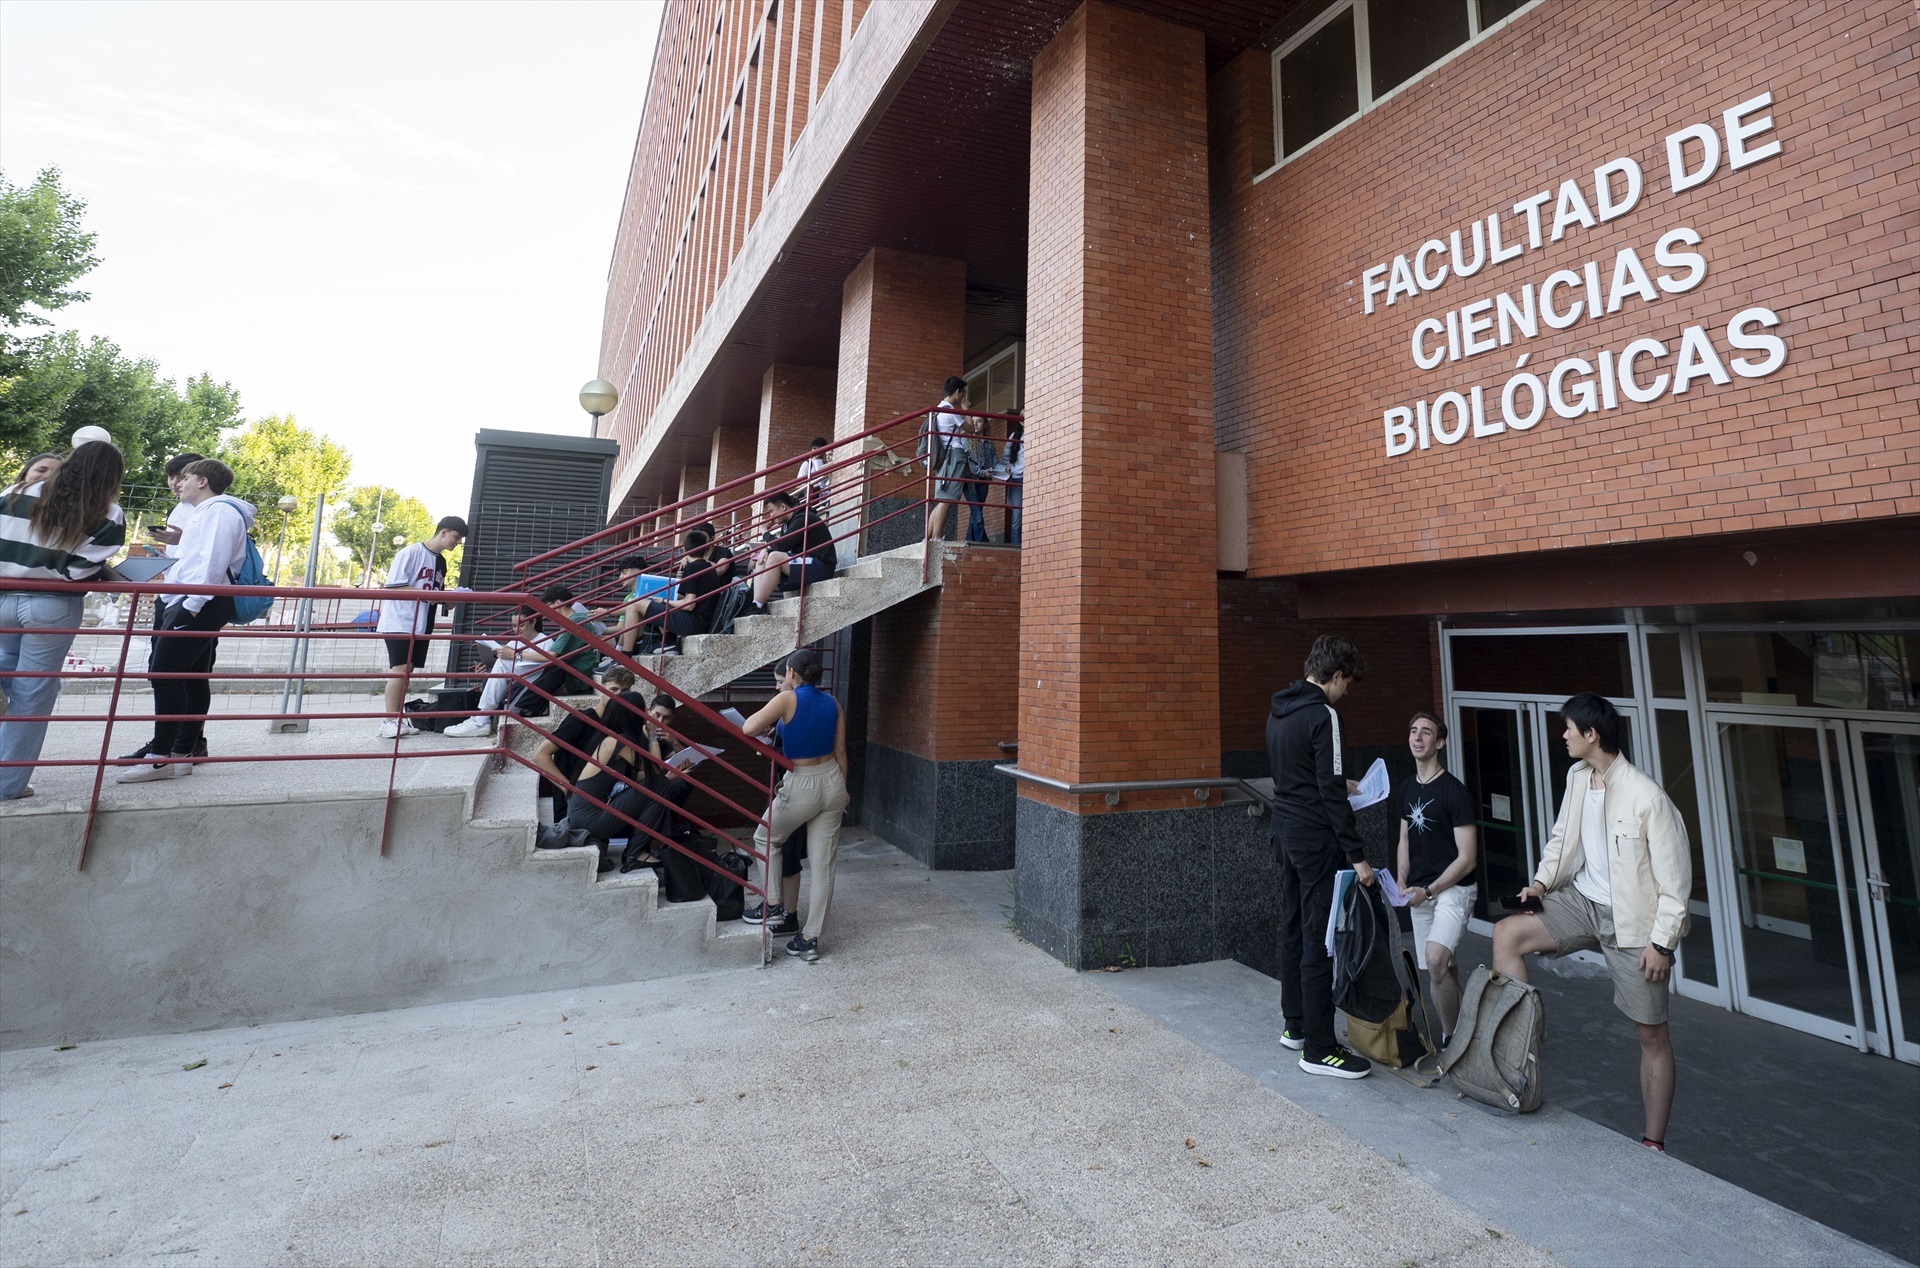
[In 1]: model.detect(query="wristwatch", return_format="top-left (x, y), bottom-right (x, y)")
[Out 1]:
top-left (1652, 943), bottom-right (1676, 959)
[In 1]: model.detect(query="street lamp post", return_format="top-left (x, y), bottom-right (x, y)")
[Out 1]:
top-left (580, 379), bottom-right (618, 438)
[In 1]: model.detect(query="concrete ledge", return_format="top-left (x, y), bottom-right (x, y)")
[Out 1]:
top-left (0, 757), bottom-right (758, 1049)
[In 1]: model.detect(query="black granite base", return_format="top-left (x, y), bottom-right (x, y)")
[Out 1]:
top-left (1015, 796), bottom-right (1403, 976)
top-left (861, 743), bottom-right (1014, 870)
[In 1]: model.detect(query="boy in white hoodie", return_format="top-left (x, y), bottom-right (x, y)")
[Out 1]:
top-left (120, 459), bottom-right (255, 782)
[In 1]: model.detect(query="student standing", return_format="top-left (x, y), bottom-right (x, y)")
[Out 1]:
top-left (921, 376), bottom-right (971, 542)
top-left (1393, 712), bottom-right (1478, 1044)
top-left (2, 453), bottom-right (62, 497)
top-left (118, 459), bottom-right (254, 782)
top-left (144, 453), bottom-right (205, 556)
top-left (376, 516), bottom-right (466, 739)
top-left (1004, 421), bottom-right (1024, 546)
top-left (1494, 693), bottom-right (1691, 1153)
top-left (1267, 635), bottom-right (1375, 1079)
top-left (739, 649), bottom-right (847, 960)
top-left (0, 442), bottom-right (126, 800)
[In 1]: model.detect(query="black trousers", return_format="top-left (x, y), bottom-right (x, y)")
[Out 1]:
top-left (149, 597), bottom-right (234, 755)
top-left (572, 777), bottom-right (693, 846)
top-left (1275, 818), bottom-right (1344, 1057)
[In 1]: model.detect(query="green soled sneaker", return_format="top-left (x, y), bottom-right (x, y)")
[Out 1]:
top-left (1299, 1047), bottom-right (1372, 1079)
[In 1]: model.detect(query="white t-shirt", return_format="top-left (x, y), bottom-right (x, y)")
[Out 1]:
top-left (1572, 782), bottom-right (1613, 908)
top-left (797, 455), bottom-right (829, 498)
top-left (377, 542), bottom-right (446, 635)
top-left (163, 502), bottom-right (196, 558)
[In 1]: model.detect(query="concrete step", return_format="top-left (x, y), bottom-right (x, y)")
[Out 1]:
top-left (645, 540), bottom-right (943, 702)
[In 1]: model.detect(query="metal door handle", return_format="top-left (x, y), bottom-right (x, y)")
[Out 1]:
top-left (1867, 872), bottom-right (1889, 899)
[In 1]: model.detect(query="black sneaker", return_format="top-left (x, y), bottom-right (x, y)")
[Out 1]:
top-left (192, 738), bottom-right (208, 758)
top-left (1279, 1027), bottom-right (1306, 1052)
top-left (741, 902), bottom-right (786, 926)
top-left (785, 934), bottom-right (819, 961)
top-left (765, 912), bottom-right (799, 936)
top-left (1299, 1048), bottom-right (1372, 1080)
top-left (120, 740), bottom-right (158, 761)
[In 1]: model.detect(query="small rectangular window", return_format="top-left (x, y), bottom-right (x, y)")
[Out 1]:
top-left (1279, 8), bottom-right (1359, 157)
top-left (1477, 0), bottom-right (1531, 28)
top-left (1369, 0), bottom-right (1470, 97)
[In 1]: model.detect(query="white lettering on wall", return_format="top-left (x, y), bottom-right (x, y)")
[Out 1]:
top-left (1349, 90), bottom-right (1788, 455)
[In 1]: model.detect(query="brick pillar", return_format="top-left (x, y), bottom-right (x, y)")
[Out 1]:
top-left (677, 463), bottom-right (710, 518)
top-left (708, 425), bottom-right (759, 535)
top-left (756, 363), bottom-right (835, 496)
top-left (835, 247), bottom-right (966, 555)
top-left (1015, 2), bottom-right (1231, 969)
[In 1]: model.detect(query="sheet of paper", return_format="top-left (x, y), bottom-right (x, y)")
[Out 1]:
top-left (1325, 869), bottom-right (1356, 956)
top-left (1376, 868), bottom-right (1409, 908)
top-left (1348, 757), bottom-right (1390, 812)
top-left (720, 708), bottom-right (747, 728)
top-left (666, 743), bottom-right (724, 771)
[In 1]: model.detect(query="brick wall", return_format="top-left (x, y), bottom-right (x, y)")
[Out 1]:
top-left (868, 545), bottom-right (1021, 762)
top-left (1019, 2), bottom-right (1224, 807)
top-left (1210, 0), bottom-right (1919, 579)
top-left (1217, 577), bottom-right (1435, 757)
top-left (756, 363), bottom-right (837, 495)
top-left (708, 425), bottom-right (759, 522)
top-left (834, 247), bottom-right (966, 439)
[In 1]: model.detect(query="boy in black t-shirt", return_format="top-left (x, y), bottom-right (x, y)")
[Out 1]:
top-left (1393, 711), bottom-right (1479, 1042)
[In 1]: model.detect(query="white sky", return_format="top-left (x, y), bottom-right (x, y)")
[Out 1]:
top-left (0, 0), bottom-right (662, 515)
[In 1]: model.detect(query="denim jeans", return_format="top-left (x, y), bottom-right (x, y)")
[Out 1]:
top-left (1006, 480), bottom-right (1023, 545)
top-left (964, 483), bottom-right (989, 542)
top-left (0, 590), bottom-right (85, 799)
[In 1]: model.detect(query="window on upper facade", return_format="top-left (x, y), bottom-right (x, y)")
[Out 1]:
top-left (1269, 0), bottom-right (1540, 166)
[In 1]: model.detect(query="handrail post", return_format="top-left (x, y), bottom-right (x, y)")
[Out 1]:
top-left (78, 606), bottom-right (140, 870)
top-left (270, 493), bottom-right (326, 734)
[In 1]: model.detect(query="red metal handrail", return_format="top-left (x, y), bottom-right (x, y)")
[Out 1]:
top-left (0, 580), bottom-right (796, 960)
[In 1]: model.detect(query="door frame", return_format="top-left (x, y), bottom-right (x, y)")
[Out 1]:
top-left (1839, 718), bottom-right (1920, 1064)
top-left (1702, 710), bottom-right (1879, 1052)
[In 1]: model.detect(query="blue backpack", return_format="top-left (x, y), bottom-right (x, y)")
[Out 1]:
top-left (227, 537), bottom-right (274, 624)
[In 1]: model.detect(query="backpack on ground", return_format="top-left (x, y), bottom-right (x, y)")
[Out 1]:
top-left (227, 537), bottom-right (274, 624)
top-left (707, 583), bottom-right (752, 636)
top-left (707, 849), bottom-right (749, 922)
top-left (405, 686), bottom-right (478, 733)
top-left (1439, 965), bottom-right (1546, 1113)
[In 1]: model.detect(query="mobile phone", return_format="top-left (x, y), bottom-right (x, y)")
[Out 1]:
top-left (1500, 893), bottom-right (1543, 913)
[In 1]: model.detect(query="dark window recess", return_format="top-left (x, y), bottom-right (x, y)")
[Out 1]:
top-left (1656, 709), bottom-right (1716, 987)
top-left (1647, 632), bottom-right (1687, 699)
top-left (1450, 632), bottom-right (1633, 699)
top-left (1279, 8), bottom-right (1359, 156)
top-left (1477, 0), bottom-right (1532, 29)
top-left (1698, 631), bottom-right (1918, 712)
top-left (1369, 0), bottom-right (1470, 97)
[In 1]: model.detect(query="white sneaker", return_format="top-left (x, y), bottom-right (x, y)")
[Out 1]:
top-left (116, 761), bottom-right (184, 784)
top-left (378, 719), bottom-right (420, 740)
top-left (443, 717), bottom-right (493, 738)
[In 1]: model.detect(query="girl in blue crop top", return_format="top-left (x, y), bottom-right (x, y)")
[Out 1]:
top-left (744, 654), bottom-right (843, 771)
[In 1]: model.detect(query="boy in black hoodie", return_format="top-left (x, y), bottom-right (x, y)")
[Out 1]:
top-left (1267, 634), bottom-right (1375, 1079)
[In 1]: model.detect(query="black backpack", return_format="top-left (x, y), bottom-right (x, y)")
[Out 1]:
top-left (1332, 879), bottom-right (1403, 1025)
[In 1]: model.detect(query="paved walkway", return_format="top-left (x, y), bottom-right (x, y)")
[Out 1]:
top-left (1, 836), bottom-right (1544, 1267)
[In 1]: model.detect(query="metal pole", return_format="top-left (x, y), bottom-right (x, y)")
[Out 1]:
top-left (270, 492), bottom-right (326, 733)
top-left (272, 513), bottom-right (290, 587)
top-left (358, 487), bottom-right (385, 590)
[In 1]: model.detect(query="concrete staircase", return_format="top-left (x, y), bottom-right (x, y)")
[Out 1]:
top-left (646, 539), bottom-right (944, 699)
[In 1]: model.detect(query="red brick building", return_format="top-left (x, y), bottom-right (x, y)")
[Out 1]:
top-left (595, 0), bottom-right (1920, 1062)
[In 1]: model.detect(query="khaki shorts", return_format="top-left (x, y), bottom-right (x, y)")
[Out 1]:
top-left (1538, 887), bottom-right (1669, 1025)
top-left (1411, 883), bottom-right (1476, 964)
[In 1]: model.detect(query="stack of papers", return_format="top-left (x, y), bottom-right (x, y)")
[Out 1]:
top-left (1348, 757), bottom-right (1390, 812)
top-left (666, 743), bottom-right (724, 771)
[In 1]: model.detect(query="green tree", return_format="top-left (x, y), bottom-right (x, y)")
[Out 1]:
top-left (0, 169), bottom-right (242, 476)
top-left (0, 166), bottom-right (98, 329)
top-left (332, 485), bottom-right (436, 582)
top-left (221, 415), bottom-right (352, 576)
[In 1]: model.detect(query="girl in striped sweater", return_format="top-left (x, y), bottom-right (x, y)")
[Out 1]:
top-left (0, 441), bottom-right (126, 800)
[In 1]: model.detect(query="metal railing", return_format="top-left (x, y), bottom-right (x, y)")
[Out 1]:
top-left (0, 578), bottom-right (794, 962)
top-left (506, 402), bottom-right (1024, 656)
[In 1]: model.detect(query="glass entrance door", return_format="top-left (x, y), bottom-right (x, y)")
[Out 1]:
top-left (1847, 724), bottom-right (1920, 1063)
top-left (1716, 718), bottom-right (1875, 1047)
top-left (1457, 705), bottom-right (1533, 924)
